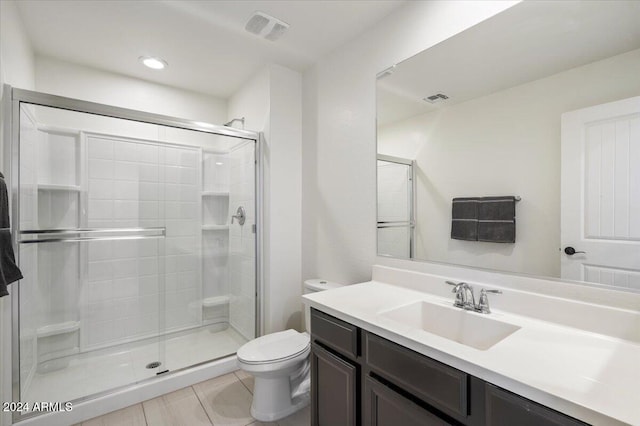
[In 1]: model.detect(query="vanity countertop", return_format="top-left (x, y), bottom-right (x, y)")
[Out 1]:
top-left (303, 280), bottom-right (640, 426)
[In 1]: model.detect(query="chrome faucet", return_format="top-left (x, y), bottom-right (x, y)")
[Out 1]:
top-left (445, 281), bottom-right (502, 313)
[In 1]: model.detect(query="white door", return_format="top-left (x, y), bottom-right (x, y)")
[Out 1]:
top-left (561, 96), bottom-right (640, 290)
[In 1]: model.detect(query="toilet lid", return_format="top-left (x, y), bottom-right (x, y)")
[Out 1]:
top-left (237, 329), bottom-right (310, 364)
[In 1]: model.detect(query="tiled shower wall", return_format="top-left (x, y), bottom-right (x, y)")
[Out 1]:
top-left (85, 136), bottom-right (202, 349)
top-left (228, 142), bottom-right (256, 340)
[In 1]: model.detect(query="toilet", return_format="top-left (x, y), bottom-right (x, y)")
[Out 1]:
top-left (237, 279), bottom-right (343, 421)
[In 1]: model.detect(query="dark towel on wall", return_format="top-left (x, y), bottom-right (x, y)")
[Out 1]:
top-left (451, 197), bottom-right (479, 241)
top-left (477, 196), bottom-right (516, 243)
top-left (0, 172), bottom-right (23, 297)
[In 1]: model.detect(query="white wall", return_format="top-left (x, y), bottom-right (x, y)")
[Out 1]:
top-left (228, 64), bottom-right (302, 334)
top-left (0, 2), bottom-right (35, 424)
top-left (0, 1), bottom-right (35, 97)
top-left (268, 65), bottom-right (302, 332)
top-left (378, 48), bottom-right (640, 277)
top-left (35, 57), bottom-right (227, 125)
top-left (301, 1), bottom-right (518, 285)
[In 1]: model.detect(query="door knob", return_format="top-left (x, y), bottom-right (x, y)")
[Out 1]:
top-left (564, 246), bottom-right (586, 255)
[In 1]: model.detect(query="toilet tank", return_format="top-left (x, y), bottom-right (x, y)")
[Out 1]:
top-left (303, 279), bottom-right (343, 332)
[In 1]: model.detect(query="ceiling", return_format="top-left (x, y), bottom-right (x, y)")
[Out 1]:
top-left (377, 0), bottom-right (640, 126)
top-left (17, 0), bottom-right (406, 99)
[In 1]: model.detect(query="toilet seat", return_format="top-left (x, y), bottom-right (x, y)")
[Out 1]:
top-left (237, 329), bottom-right (310, 365)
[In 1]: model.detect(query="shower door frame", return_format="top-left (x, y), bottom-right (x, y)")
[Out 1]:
top-left (376, 153), bottom-right (416, 259)
top-left (2, 85), bottom-right (264, 423)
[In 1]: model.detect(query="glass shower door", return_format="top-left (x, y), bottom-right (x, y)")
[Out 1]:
top-left (159, 128), bottom-right (257, 372)
top-left (376, 156), bottom-right (415, 258)
top-left (12, 95), bottom-right (259, 418)
top-left (16, 104), bottom-right (166, 404)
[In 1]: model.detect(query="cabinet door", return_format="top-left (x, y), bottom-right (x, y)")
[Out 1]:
top-left (311, 343), bottom-right (357, 426)
top-left (364, 377), bottom-right (452, 426)
top-left (485, 384), bottom-right (588, 426)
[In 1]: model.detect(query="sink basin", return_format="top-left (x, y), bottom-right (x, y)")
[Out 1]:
top-left (379, 301), bottom-right (520, 350)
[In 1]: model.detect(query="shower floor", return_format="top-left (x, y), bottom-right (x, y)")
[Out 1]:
top-left (22, 325), bottom-right (248, 404)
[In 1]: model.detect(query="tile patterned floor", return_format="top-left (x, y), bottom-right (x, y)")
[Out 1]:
top-left (78, 371), bottom-right (310, 426)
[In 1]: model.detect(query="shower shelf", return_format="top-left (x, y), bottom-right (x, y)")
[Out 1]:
top-left (202, 295), bottom-right (230, 308)
top-left (36, 321), bottom-right (80, 338)
top-left (202, 225), bottom-right (229, 231)
top-left (37, 184), bottom-right (81, 192)
top-left (202, 191), bottom-right (229, 197)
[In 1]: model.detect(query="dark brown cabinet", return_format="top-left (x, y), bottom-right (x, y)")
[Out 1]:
top-left (311, 343), bottom-right (358, 426)
top-left (484, 384), bottom-right (587, 426)
top-left (364, 376), bottom-right (452, 426)
top-left (365, 332), bottom-right (468, 422)
top-left (310, 308), bottom-right (589, 426)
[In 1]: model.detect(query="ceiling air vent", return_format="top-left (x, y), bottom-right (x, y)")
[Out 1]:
top-left (245, 11), bottom-right (290, 41)
top-left (423, 93), bottom-right (449, 104)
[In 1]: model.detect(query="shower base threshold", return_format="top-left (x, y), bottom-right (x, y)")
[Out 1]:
top-left (20, 324), bottom-right (247, 407)
top-left (15, 354), bottom-right (238, 426)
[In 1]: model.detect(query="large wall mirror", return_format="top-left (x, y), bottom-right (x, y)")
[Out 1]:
top-left (376, 1), bottom-right (640, 291)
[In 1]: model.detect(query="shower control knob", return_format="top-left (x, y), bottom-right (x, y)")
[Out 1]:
top-left (231, 206), bottom-right (246, 226)
top-left (564, 246), bottom-right (586, 256)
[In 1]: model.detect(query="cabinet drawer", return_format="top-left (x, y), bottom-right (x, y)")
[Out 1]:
top-left (311, 308), bottom-right (359, 359)
top-left (485, 384), bottom-right (588, 426)
top-left (365, 377), bottom-right (453, 426)
top-left (365, 332), bottom-right (468, 420)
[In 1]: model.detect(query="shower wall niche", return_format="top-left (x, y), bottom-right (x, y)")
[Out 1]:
top-left (14, 100), bottom-right (257, 408)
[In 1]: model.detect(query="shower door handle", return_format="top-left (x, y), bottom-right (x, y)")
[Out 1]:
top-left (231, 206), bottom-right (246, 226)
top-left (18, 227), bottom-right (166, 244)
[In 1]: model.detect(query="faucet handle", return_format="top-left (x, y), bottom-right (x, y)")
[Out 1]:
top-left (445, 281), bottom-right (466, 307)
top-left (445, 280), bottom-right (464, 290)
top-left (477, 288), bottom-right (502, 314)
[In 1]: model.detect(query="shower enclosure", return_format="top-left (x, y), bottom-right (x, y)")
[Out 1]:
top-left (376, 154), bottom-right (415, 258)
top-left (4, 87), bottom-right (261, 421)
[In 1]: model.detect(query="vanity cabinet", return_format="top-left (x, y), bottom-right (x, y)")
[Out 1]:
top-left (310, 309), bottom-right (360, 426)
top-left (310, 308), bottom-right (588, 426)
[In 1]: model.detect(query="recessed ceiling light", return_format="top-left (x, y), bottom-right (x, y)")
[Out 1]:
top-left (139, 56), bottom-right (168, 70)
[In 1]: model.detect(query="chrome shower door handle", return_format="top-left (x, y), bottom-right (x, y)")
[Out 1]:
top-left (231, 206), bottom-right (246, 226)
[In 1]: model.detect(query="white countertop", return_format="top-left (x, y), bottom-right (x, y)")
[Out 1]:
top-left (303, 280), bottom-right (640, 426)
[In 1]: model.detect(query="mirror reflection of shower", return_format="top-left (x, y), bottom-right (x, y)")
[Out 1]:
top-left (376, 155), bottom-right (415, 259)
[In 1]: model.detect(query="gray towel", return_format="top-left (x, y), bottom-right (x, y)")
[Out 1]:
top-left (477, 196), bottom-right (516, 243)
top-left (451, 197), bottom-right (479, 241)
top-left (0, 172), bottom-right (23, 297)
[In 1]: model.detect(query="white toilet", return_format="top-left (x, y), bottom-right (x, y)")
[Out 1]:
top-left (237, 279), bottom-right (343, 422)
